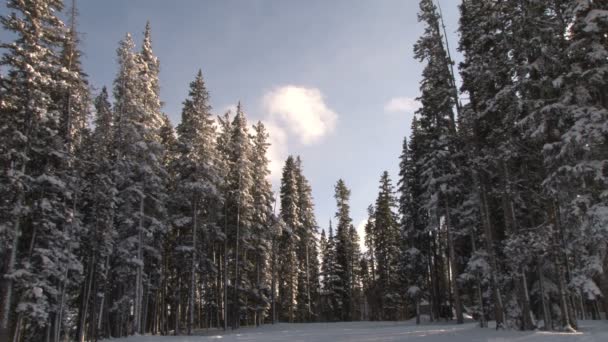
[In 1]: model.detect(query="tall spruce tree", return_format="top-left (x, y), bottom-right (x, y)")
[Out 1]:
top-left (320, 221), bottom-right (340, 322)
top-left (0, 1), bottom-right (84, 340)
top-left (171, 70), bottom-right (221, 334)
top-left (225, 103), bottom-right (254, 329)
top-left (294, 157), bottom-right (320, 322)
top-left (372, 172), bottom-right (400, 320)
top-left (333, 179), bottom-right (353, 321)
top-left (249, 121), bottom-right (274, 325)
top-left (414, 0), bottom-right (464, 324)
top-left (77, 87), bottom-right (117, 341)
top-left (278, 156), bottom-right (298, 322)
top-left (110, 28), bottom-right (167, 336)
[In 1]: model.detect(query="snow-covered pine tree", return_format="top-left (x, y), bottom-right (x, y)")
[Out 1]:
top-left (552, 0), bottom-right (608, 322)
top-left (320, 221), bottom-right (340, 322)
top-left (136, 25), bottom-right (169, 335)
top-left (110, 29), bottom-right (167, 336)
top-left (457, 0), bottom-right (511, 329)
top-left (457, 0), bottom-right (575, 330)
top-left (414, 0), bottom-right (463, 323)
top-left (372, 172), bottom-right (400, 320)
top-left (249, 121), bottom-right (274, 325)
top-left (170, 70), bottom-right (221, 334)
top-left (453, 102), bottom-right (487, 328)
top-left (517, 0), bottom-right (608, 329)
top-left (225, 103), bottom-right (254, 329)
top-left (75, 87), bottom-right (117, 342)
top-left (51, 1), bottom-right (92, 340)
top-left (333, 179), bottom-right (353, 321)
top-left (362, 205), bottom-right (379, 320)
top-left (215, 109), bottom-right (233, 331)
top-left (397, 133), bottom-right (428, 324)
top-left (348, 223), bottom-right (363, 321)
top-left (0, 1), bottom-right (85, 340)
top-left (294, 157), bottom-right (320, 322)
top-left (56, 0), bottom-right (90, 154)
top-left (278, 156), bottom-right (299, 323)
top-left (318, 228), bottom-right (329, 319)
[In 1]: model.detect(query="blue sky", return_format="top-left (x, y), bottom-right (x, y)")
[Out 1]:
top-left (2, 0), bottom-right (461, 241)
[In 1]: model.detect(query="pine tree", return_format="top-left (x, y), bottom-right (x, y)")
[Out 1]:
top-left (110, 28), bottom-right (167, 336)
top-left (397, 133), bottom-right (428, 324)
top-left (457, 0), bottom-right (511, 328)
top-left (294, 157), bottom-right (320, 322)
top-left (0, 1), bottom-right (85, 340)
top-left (249, 121), bottom-right (274, 325)
top-left (372, 172), bottom-right (400, 320)
top-left (320, 221), bottom-right (340, 321)
top-left (348, 223), bottom-right (363, 320)
top-left (414, 0), bottom-right (463, 324)
top-left (74, 87), bottom-right (116, 342)
top-left (170, 70), bottom-right (221, 334)
top-left (552, 0), bottom-right (608, 324)
top-left (362, 205), bottom-right (379, 320)
top-left (278, 156), bottom-right (298, 323)
top-left (225, 103), bottom-right (254, 329)
top-left (215, 109), bottom-right (232, 331)
top-left (333, 179), bottom-right (353, 321)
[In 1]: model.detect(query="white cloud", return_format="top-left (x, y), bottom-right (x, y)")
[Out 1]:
top-left (356, 219), bottom-right (368, 253)
top-left (263, 85), bottom-right (338, 145)
top-left (384, 96), bottom-right (420, 114)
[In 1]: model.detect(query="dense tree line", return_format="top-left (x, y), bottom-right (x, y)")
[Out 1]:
top-left (388, 0), bottom-right (608, 332)
top-left (321, 0), bottom-right (608, 333)
top-left (0, 1), bottom-right (323, 341)
top-left (0, 0), bottom-right (607, 341)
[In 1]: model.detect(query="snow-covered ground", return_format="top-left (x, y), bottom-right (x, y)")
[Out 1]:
top-left (110, 320), bottom-right (608, 342)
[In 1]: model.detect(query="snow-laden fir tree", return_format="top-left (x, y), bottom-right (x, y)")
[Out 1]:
top-left (320, 221), bottom-right (340, 322)
top-left (333, 179), bottom-right (353, 321)
top-left (294, 157), bottom-right (321, 322)
top-left (278, 156), bottom-right (299, 323)
top-left (76, 87), bottom-right (117, 341)
top-left (372, 172), bottom-right (400, 320)
top-left (414, 0), bottom-right (463, 324)
top-left (397, 133), bottom-right (428, 325)
top-left (224, 103), bottom-right (254, 329)
top-left (249, 121), bottom-right (274, 325)
top-left (0, 0), bottom-right (84, 340)
top-left (361, 205), bottom-right (379, 320)
top-left (170, 70), bottom-right (221, 334)
top-left (109, 28), bottom-right (168, 336)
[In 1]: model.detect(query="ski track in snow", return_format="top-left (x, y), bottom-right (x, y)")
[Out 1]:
top-left (108, 320), bottom-right (608, 342)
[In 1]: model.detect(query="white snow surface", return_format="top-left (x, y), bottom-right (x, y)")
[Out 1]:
top-left (108, 320), bottom-right (608, 342)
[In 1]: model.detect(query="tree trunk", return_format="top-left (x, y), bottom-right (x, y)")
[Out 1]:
top-left (0, 178), bottom-right (25, 341)
top-left (444, 196), bottom-right (463, 324)
top-left (223, 202), bottom-right (228, 331)
top-left (415, 296), bottom-right (421, 325)
top-left (469, 229), bottom-right (486, 328)
top-left (537, 259), bottom-right (552, 330)
top-left (188, 199), bottom-right (197, 335)
top-left (135, 194), bottom-right (145, 334)
top-left (550, 203), bottom-right (575, 332)
top-left (500, 161), bottom-right (535, 330)
top-left (77, 247), bottom-right (96, 342)
top-left (479, 179), bottom-right (505, 328)
top-left (233, 178), bottom-right (241, 330)
top-left (271, 236), bottom-right (276, 324)
top-left (306, 242), bottom-right (311, 321)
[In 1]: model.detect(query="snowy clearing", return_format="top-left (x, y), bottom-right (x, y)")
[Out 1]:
top-left (109, 320), bottom-right (608, 342)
